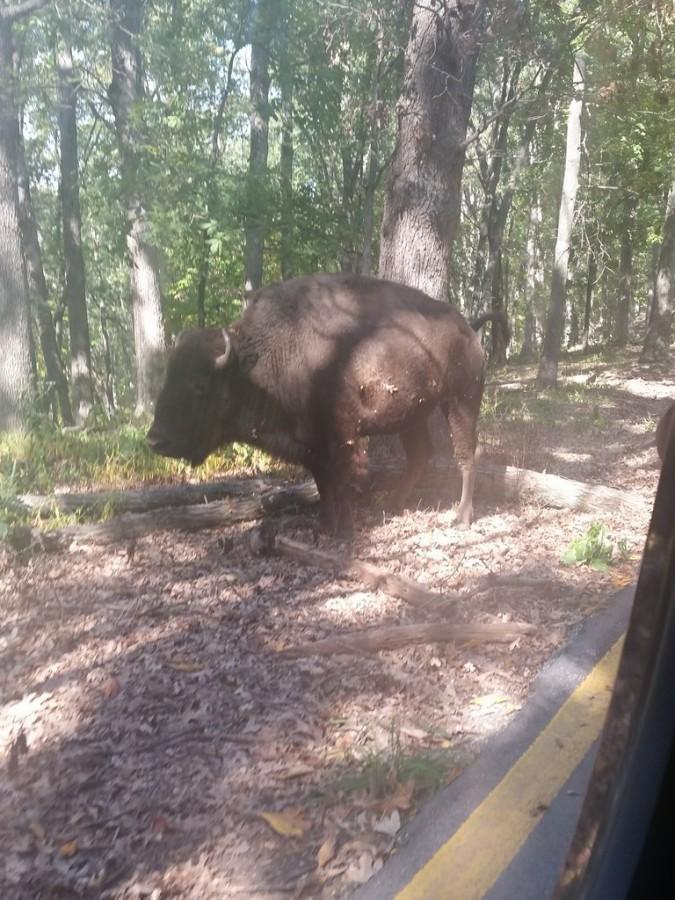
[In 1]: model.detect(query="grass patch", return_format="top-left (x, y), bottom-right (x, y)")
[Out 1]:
top-left (330, 720), bottom-right (465, 806)
top-left (0, 415), bottom-right (283, 534)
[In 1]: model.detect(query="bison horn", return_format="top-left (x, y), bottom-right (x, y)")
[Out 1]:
top-left (214, 329), bottom-right (232, 369)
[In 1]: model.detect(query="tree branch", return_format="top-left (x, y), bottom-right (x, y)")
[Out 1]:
top-left (0, 0), bottom-right (49, 23)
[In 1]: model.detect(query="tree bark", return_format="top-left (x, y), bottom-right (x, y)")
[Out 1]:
top-left (641, 176), bottom-right (675, 364)
top-left (99, 300), bottom-right (116, 413)
top-left (57, 39), bottom-right (93, 424)
top-left (0, 14), bottom-right (33, 432)
top-left (109, 0), bottom-right (165, 416)
top-left (378, 0), bottom-right (486, 301)
top-left (279, 0), bottom-right (294, 280)
top-left (583, 250), bottom-right (597, 351)
top-left (359, 32), bottom-right (385, 277)
top-left (15, 105), bottom-right (74, 425)
top-left (615, 197), bottom-right (635, 346)
top-left (538, 53), bottom-right (586, 387)
top-left (244, 0), bottom-right (276, 293)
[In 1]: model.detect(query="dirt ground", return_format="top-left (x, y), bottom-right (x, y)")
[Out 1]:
top-left (1, 350), bottom-right (673, 900)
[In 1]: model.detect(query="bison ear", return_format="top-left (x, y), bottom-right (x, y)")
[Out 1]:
top-left (214, 329), bottom-right (233, 369)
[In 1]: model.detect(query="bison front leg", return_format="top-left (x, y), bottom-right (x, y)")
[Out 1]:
top-left (445, 403), bottom-right (478, 528)
top-left (310, 463), bottom-right (340, 535)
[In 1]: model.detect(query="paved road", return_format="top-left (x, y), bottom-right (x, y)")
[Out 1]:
top-left (353, 586), bottom-right (634, 900)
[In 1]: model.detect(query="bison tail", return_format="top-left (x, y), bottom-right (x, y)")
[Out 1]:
top-left (469, 311), bottom-right (511, 344)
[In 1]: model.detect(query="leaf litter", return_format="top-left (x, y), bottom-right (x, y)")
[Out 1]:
top-left (0, 353), bottom-right (669, 898)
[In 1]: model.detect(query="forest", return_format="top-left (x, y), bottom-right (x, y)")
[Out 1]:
top-left (1, 2), bottom-right (674, 897)
top-left (0, 0), bottom-right (672, 439)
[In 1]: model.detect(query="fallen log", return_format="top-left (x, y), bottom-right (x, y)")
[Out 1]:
top-left (18, 459), bottom-right (649, 523)
top-left (472, 460), bottom-right (649, 517)
top-left (13, 459), bottom-right (649, 552)
top-left (273, 534), bottom-right (457, 611)
top-left (18, 482), bottom-right (318, 549)
top-left (18, 476), bottom-right (276, 518)
top-left (279, 621), bottom-right (537, 658)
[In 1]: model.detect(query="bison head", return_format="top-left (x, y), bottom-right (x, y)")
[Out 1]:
top-left (147, 327), bottom-right (238, 466)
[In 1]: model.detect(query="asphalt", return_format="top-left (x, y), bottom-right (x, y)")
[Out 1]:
top-left (353, 585), bottom-right (635, 900)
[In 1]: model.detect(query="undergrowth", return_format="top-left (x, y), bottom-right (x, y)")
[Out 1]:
top-left (0, 414), bottom-right (280, 534)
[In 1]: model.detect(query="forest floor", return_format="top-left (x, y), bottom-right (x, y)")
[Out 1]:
top-left (1, 347), bottom-right (674, 900)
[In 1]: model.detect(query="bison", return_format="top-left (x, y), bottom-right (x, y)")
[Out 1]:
top-left (148, 273), bottom-right (498, 535)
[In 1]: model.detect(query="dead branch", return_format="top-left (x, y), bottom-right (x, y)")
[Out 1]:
top-left (279, 621), bottom-right (537, 658)
top-left (18, 476), bottom-right (291, 518)
top-left (20, 482), bottom-right (318, 549)
top-left (273, 535), bottom-right (458, 611)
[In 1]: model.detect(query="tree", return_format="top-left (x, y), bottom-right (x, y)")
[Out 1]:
top-left (641, 177), bottom-right (675, 364)
top-left (57, 36), bottom-right (93, 424)
top-left (379, 0), bottom-right (486, 301)
top-left (15, 102), bottom-right (74, 425)
top-left (244, 0), bottom-right (277, 293)
top-left (0, 0), bottom-right (48, 432)
top-left (538, 51), bottom-right (586, 387)
top-left (278, 0), bottom-right (294, 281)
top-left (109, 0), bottom-right (165, 416)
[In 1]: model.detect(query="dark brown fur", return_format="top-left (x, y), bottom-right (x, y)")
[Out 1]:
top-left (148, 273), bottom-right (487, 534)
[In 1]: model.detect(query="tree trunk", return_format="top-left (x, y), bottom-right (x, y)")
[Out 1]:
top-left (583, 250), bottom-right (596, 351)
top-left (109, 0), bottom-right (165, 417)
top-left (0, 15), bottom-right (32, 432)
top-left (99, 300), bottom-right (116, 414)
top-left (378, 0), bottom-right (486, 301)
top-left (279, 1), bottom-right (294, 280)
top-left (490, 250), bottom-right (508, 366)
top-left (244, 0), bottom-right (276, 293)
top-left (359, 33), bottom-right (385, 277)
top-left (538, 53), bottom-right (586, 387)
top-left (57, 39), bottom-right (93, 424)
top-left (641, 177), bottom-right (675, 364)
top-left (518, 199), bottom-right (543, 363)
top-left (615, 197), bottom-right (635, 346)
top-left (15, 107), bottom-right (74, 425)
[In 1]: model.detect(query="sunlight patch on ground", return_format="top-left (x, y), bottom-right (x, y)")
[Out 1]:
top-left (548, 450), bottom-right (594, 464)
top-left (0, 683), bottom-right (84, 753)
top-left (596, 375), bottom-right (675, 400)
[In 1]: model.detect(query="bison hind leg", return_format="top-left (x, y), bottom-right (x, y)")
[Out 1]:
top-left (444, 402), bottom-right (478, 527)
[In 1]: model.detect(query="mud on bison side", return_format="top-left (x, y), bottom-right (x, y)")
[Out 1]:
top-left (148, 273), bottom-right (494, 535)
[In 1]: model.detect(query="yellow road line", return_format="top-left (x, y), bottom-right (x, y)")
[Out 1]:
top-left (397, 636), bottom-right (624, 900)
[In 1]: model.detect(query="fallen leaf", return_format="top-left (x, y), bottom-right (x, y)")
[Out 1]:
top-left (611, 572), bottom-right (634, 588)
top-left (169, 658), bottom-right (204, 673)
top-left (149, 814), bottom-right (172, 834)
top-left (345, 851), bottom-right (381, 885)
top-left (257, 809), bottom-right (310, 838)
top-left (471, 692), bottom-right (511, 708)
top-left (317, 833), bottom-right (337, 867)
top-left (29, 821), bottom-right (46, 842)
top-left (382, 779), bottom-right (415, 813)
top-left (400, 725), bottom-right (428, 741)
top-left (102, 676), bottom-right (121, 699)
top-left (373, 809), bottom-right (401, 837)
top-left (59, 840), bottom-right (78, 858)
top-left (275, 763), bottom-right (315, 780)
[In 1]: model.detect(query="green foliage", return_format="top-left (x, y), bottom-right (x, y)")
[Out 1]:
top-left (0, 418), bottom-right (280, 504)
top-left (333, 718), bottom-right (460, 802)
top-left (562, 522), bottom-right (629, 571)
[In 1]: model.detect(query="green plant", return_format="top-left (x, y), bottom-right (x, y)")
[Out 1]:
top-left (562, 522), bottom-right (629, 571)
